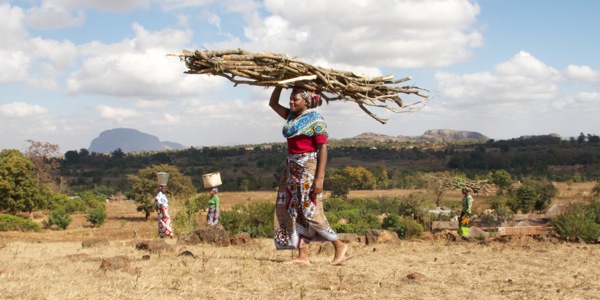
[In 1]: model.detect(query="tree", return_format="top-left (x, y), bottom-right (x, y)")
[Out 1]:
top-left (490, 169), bottom-right (513, 192)
top-left (326, 172), bottom-right (351, 200)
top-left (515, 185), bottom-right (538, 213)
top-left (127, 164), bottom-right (196, 220)
top-left (0, 150), bottom-right (42, 215)
top-left (530, 180), bottom-right (558, 211)
top-left (368, 165), bottom-right (391, 189)
top-left (239, 179), bottom-right (250, 192)
top-left (342, 166), bottom-right (377, 190)
top-left (25, 140), bottom-right (61, 192)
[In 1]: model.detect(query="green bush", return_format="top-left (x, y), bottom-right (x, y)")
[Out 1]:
top-left (85, 204), bottom-right (107, 227)
top-left (172, 194), bottom-right (210, 234)
top-left (220, 202), bottom-right (274, 238)
top-left (331, 223), bottom-right (356, 233)
top-left (382, 214), bottom-right (423, 239)
top-left (552, 202), bottom-right (600, 243)
top-left (0, 214), bottom-right (41, 232)
top-left (42, 209), bottom-right (72, 230)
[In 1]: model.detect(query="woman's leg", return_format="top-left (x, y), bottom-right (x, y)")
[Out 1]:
top-left (331, 239), bottom-right (351, 265)
top-left (283, 246), bottom-right (310, 265)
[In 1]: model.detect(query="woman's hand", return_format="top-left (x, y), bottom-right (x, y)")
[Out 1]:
top-left (311, 177), bottom-right (324, 199)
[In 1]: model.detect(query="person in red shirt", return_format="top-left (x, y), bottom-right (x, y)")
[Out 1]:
top-left (269, 86), bottom-right (351, 265)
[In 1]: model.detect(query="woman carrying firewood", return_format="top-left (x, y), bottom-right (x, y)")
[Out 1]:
top-left (269, 86), bottom-right (351, 265)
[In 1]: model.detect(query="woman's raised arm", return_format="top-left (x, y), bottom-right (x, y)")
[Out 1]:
top-left (269, 86), bottom-right (288, 119)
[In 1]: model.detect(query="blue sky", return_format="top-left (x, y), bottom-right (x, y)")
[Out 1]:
top-left (1, 0), bottom-right (599, 153)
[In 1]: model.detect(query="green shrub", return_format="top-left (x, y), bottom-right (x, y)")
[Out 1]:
top-left (173, 208), bottom-right (195, 234)
top-left (382, 214), bottom-right (423, 239)
top-left (552, 202), bottom-right (600, 243)
top-left (397, 192), bottom-right (428, 220)
top-left (220, 202), bottom-right (274, 238)
top-left (0, 214), bottom-right (41, 232)
top-left (331, 223), bottom-right (356, 233)
top-left (85, 204), bottom-right (107, 227)
top-left (42, 209), bottom-right (72, 230)
top-left (515, 185), bottom-right (537, 213)
top-left (172, 195), bottom-right (210, 234)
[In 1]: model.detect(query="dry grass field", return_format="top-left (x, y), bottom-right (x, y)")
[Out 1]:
top-left (1, 183), bottom-right (599, 299)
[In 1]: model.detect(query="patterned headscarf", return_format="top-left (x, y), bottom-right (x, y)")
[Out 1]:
top-left (293, 88), bottom-right (322, 109)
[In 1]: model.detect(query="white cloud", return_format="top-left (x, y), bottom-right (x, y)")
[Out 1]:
top-left (435, 51), bottom-right (562, 110)
top-left (42, 0), bottom-right (151, 12)
top-left (26, 3), bottom-right (85, 29)
top-left (251, 0), bottom-right (482, 68)
top-left (565, 65), bottom-right (600, 81)
top-left (161, 0), bottom-right (216, 11)
top-left (0, 50), bottom-right (30, 83)
top-left (66, 23), bottom-right (227, 98)
top-left (0, 102), bottom-right (48, 118)
top-left (0, 3), bottom-right (28, 42)
top-left (96, 105), bottom-right (141, 122)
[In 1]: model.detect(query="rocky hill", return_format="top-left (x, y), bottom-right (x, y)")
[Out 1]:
top-left (349, 129), bottom-right (489, 143)
top-left (88, 128), bottom-right (186, 153)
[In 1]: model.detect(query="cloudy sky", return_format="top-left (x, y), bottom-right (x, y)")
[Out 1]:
top-left (1, 0), bottom-right (598, 153)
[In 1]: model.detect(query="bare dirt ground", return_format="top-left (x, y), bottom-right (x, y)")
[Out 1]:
top-left (1, 184), bottom-right (599, 299)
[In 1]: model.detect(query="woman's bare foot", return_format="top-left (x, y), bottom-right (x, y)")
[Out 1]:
top-left (331, 241), bottom-right (352, 265)
top-left (283, 258), bottom-right (311, 265)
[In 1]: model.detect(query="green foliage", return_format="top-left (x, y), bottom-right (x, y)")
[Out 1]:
top-left (0, 149), bottom-right (42, 214)
top-left (325, 173), bottom-right (351, 199)
top-left (490, 169), bottom-right (513, 191)
top-left (172, 194), bottom-right (210, 233)
top-left (489, 196), bottom-right (515, 223)
top-left (381, 214), bottom-right (423, 239)
top-left (532, 180), bottom-right (558, 211)
top-left (0, 214), bottom-right (41, 232)
top-left (220, 202), bottom-right (275, 238)
top-left (43, 209), bottom-right (72, 230)
top-left (220, 205), bottom-right (249, 235)
top-left (514, 185), bottom-right (538, 213)
top-left (397, 192), bottom-right (428, 220)
top-left (507, 180), bottom-right (558, 213)
top-left (331, 223), bottom-right (357, 234)
top-left (323, 197), bottom-right (353, 212)
top-left (552, 202), bottom-right (600, 243)
top-left (326, 166), bottom-right (377, 196)
top-left (85, 204), bottom-right (107, 227)
top-left (368, 165), bottom-right (391, 189)
top-left (47, 193), bottom-right (89, 214)
top-left (323, 194), bottom-right (428, 235)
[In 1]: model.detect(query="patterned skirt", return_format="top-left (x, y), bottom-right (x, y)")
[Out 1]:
top-left (158, 205), bottom-right (173, 237)
top-left (207, 206), bottom-right (220, 225)
top-left (274, 152), bottom-right (338, 250)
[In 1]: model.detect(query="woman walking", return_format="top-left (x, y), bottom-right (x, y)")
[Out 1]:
top-left (269, 86), bottom-right (350, 265)
top-left (155, 184), bottom-right (173, 238)
top-left (206, 187), bottom-right (220, 226)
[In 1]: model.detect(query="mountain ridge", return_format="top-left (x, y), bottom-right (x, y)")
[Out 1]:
top-left (88, 128), bottom-right (491, 154)
top-left (88, 128), bottom-right (186, 153)
top-left (347, 129), bottom-right (490, 143)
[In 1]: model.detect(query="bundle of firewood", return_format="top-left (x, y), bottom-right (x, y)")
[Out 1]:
top-left (169, 48), bottom-right (428, 123)
top-left (422, 173), bottom-right (494, 194)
